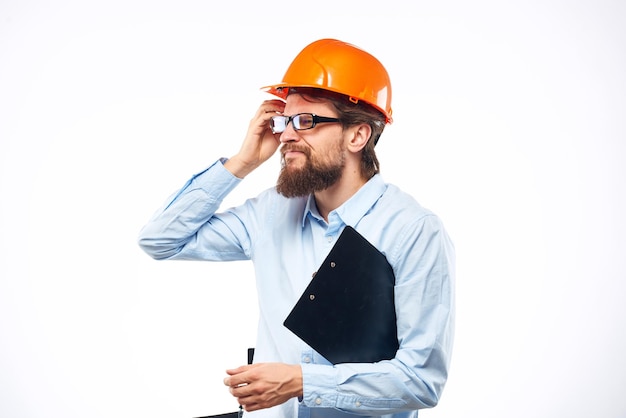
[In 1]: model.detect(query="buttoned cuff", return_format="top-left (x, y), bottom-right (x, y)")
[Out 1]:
top-left (300, 363), bottom-right (338, 408)
top-left (189, 158), bottom-right (242, 198)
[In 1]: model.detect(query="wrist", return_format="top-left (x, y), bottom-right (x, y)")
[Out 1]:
top-left (223, 155), bottom-right (258, 179)
top-left (292, 364), bottom-right (304, 398)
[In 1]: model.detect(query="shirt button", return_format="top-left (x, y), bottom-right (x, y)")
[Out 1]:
top-left (355, 401), bottom-right (362, 407)
top-left (303, 356), bottom-right (311, 363)
top-left (315, 398), bottom-right (322, 405)
top-left (327, 235), bottom-right (333, 243)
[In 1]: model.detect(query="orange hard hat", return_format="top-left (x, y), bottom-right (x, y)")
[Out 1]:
top-left (262, 39), bottom-right (393, 123)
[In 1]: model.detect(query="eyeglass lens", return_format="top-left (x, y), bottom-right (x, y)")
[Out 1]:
top-left (270, 114), bottom-right (316, 133)
top-left (270, 113), bottom-right (342, 134)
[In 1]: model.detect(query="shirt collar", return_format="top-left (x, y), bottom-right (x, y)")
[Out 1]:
top-left (301, 174), bottom-right (387, 228)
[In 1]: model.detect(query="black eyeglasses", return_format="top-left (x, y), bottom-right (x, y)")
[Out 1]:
top-left (270, 113), bottom-right (342, 134)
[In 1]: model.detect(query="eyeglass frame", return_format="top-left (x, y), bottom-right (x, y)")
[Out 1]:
top-left (269, 113), bottom-right (342, 134)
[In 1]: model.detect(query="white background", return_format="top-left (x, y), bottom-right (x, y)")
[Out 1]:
top-left (1, 1), bottom-right (625, 417)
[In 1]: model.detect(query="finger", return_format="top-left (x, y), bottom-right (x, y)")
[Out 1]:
top-left (229, 381), bottom-right (252, 397)
top-left (258, 100), bottom-right (285, 116)
top-left (224, 370), bottom-right (250, 388)
top-left (223, 375), bottom-right (247, 388)
top-left (242, 402), bottom-right (261, 412)
top-left (262, 99), bottom-right (286, 108)
top-left (225, 365), bottom-right (247, 375)
top-left (226, 363), bottom-right (261, 374)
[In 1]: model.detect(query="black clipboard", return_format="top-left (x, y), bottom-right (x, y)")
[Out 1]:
top-left (283, 226), bottom-right (398, 364)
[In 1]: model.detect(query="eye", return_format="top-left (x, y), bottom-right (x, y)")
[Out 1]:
top-left (297, 114), bottom-right (314, 129)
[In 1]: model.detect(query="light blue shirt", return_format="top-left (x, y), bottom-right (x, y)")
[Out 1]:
top-left (138, 159), bottom-right (455, 418)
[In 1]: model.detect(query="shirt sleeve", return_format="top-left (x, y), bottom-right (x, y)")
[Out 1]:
top-left (300, 214), bottom-right (455, 415)
top-left (137, 158), bottom-right (251, 261)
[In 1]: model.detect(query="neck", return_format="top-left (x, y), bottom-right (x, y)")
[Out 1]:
top-left (314, 165), bottom-right (368, 222)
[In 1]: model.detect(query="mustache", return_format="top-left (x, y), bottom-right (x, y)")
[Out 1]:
top-left (280, 144), bottom-right (311, 157)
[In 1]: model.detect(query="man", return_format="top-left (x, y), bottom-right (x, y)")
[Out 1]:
top-left (138, 38), bottom-right (455, 418)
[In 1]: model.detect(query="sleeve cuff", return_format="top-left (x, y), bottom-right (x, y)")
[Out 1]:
top-left (188, 158), bottom-right (242, 200)
top-left (300, 363), bottom-right (337, 408)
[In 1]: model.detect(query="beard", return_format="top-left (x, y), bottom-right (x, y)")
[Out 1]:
top-left (275, 143), bottom-right (345, 198)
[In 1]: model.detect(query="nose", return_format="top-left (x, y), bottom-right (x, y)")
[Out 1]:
top-left (279, 122), bottom-right (300, 143)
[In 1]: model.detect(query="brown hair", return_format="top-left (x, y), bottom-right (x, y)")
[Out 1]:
top-left (288, 87), bottom-right (385, 179)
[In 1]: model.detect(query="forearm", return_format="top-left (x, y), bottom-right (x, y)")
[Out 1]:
top-left (300, 334), bottom-right (451, 414)
top-left (223, 153), bottom-right (260, 179)
top-left (137, 159), bottom-right (242, 260)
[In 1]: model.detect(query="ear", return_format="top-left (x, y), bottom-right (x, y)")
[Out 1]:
top-left (345, 123), bottom-right (372, 153)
